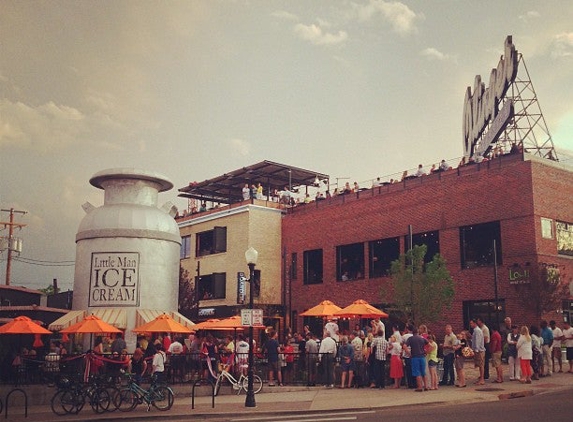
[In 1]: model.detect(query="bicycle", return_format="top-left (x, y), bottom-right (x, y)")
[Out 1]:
top-left (50, 376), bottom-right (113, 415)
top-left (114, 372), bottom-right (174, 412)
top-left (214, 362), bottom-right (263, 396)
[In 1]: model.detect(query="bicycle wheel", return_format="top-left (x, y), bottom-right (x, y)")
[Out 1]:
top-left (114, 388), bottom-right (137, 412)
top-left (50, 390), bottom-right (68, 416)
top-left (214, 375), bottom-right (223, 396)
top-left (90, 388), bottom-right (111, 414)
top-left (105, 386), bottom-right (121, 412)
top-left (241, 375), bottom-right (263, 394)
top-left (61, 390), bottom-right (85, 415)
top-left (151, 386), bottom-right (174, 411)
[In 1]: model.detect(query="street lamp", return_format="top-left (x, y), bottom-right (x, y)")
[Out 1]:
top-left (245, 246), bottom-right (258, 408)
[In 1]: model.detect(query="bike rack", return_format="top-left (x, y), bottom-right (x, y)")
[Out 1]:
top-left (191, 378), bottom-right (215, 409)
top-left (4, 388), bottom-right (28, 419)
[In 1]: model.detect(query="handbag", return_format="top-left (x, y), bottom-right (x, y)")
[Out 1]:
top-left (461, 346), bottom-right (474, 358)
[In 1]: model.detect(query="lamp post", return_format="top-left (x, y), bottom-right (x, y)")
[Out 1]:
top-left (245, 246), bottom-right (258, 408)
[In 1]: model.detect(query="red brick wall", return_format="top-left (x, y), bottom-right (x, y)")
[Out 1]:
top-left (283, 154), bottom-right (573, 333)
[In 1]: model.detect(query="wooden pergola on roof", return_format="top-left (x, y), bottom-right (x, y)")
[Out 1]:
top-left (178, 160), bottom-right (329, 204)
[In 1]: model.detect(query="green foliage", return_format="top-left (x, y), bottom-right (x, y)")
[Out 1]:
top-left (178, 266), bottom-right (198, 319)
top-left (39, 284), bottom-right (59, 295)
top-left (387, 244), bottom-right (455, 324)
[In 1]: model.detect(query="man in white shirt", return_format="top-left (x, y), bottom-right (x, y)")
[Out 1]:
top-left (561, 321), bottom-right (573, 373)
top-left (319, 333), bottom-right (337, 388)
top-left (550, 320), bottom-right (564, 373)
top-left (235, 334), bottom-right (249, 375)
top-left (324, 318), bottom-right (340, 343)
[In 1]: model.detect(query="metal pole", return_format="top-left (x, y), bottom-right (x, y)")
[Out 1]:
top-left (493, 239), bottom-right (500, 328)
top-left (245, 262), bottom-right (256, 407)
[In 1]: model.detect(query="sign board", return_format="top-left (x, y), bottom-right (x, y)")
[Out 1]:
top-left (241, 309), bottom-right (264, 326)
top-left (237, 272), bottom-right (246, 305)
top-left (89, 252), bottom-right (140, 307)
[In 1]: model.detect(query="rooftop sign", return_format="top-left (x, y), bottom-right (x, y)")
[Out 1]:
top-left (463, 36), bottom-right (518, 158)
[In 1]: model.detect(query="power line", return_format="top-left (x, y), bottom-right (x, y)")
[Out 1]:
top-left (12, 256), bottom-right (75, 267)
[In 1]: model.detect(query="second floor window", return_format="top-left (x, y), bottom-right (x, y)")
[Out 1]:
top-left (180, 235), bottom-right (191, 259)
top-left (198, 273), bottom-right (226, 300)
top-left (337, 242), bottom-right (364, 281)
top-left (196, 226), bottom-right (227, 257)
top-left (303, 249), bottom-right (323, 285)
top-left (460, 221), bottom-right (502, 268)
top-left (369, 237), bottom-right (400, 278)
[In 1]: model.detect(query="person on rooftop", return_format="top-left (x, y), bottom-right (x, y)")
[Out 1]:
top-left (439, 159), bottom-right (451, 171)
top-left (415, 164), bottom-right (427, 177)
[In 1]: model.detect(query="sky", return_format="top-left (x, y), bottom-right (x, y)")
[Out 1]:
top-left (1, 0), bottom-right (572, 292)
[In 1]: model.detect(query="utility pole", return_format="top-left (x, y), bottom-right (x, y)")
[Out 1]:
top-left (0, 208), bottom-right (27, 285)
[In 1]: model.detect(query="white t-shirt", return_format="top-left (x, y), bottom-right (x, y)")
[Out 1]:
top-left (152, 351), bottom-right (166, 373)
top-left (562, 327), bottom-right (573, 348)
top-left (168, 341), bottom-right (183, 354)
top-left (324, 322), bottom-right (340, 342)
top-left (235, 340), bottom-right (249, 365)
top-left (552, 327), bottom-right (563, 348)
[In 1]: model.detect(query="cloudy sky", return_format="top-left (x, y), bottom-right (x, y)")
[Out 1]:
top-left (1, 0), bottom-right (572, 291)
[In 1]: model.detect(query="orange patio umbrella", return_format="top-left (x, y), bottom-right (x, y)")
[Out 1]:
top-left (60, 314), bottom-right (122, 335)
top-left (333, 299), bottom-right (389, 318)
top-left (132, 313), bottom-right (194, 334)
top-left (193, 319), bottom-right (221, 330)
top-left (300, 300), bottom-right (342, 317)
top-left (0, 316), bottom-right (52, 335)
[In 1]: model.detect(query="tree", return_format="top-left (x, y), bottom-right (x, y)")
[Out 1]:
top-left (515, 263), bottom-right (569, 319)
top-left (387, 244), bottom-right (455, 325)
top-left (39, 284), bottom-right (59, 295)
top-left (178, 266), bottom-right (198, 320)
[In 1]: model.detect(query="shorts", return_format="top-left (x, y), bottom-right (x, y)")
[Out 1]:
top-left (567, 347), bottom-right (573, 361)
top-left (474, 351), bottom-right (485, 368)
top-left (268, 361), bottom-right (279, 372)
top-left (492, 351), bottom-right (502, 368)
top-left (552, 347), bottom-right (562, 358)
top-left (428, 359), bottom-right (438, 367)
top-left (411, 356), bottom-right (426, 377)
top-left (455, 356), bottom-right (464, 370)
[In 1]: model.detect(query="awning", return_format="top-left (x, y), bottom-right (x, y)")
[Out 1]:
top-left (48, 310), bottom-right (87, 331)
top-left (136, 309), bottom-right (195, 330)
top-left (90, 308), bottom-right (127, 330)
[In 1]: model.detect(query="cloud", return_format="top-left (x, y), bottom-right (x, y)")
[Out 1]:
top-left (294, 23), bottom-right (348, 46)
top-left (352, 0), bottom-right (421, 35)
top-left (229, 138), bottom-right (250, 156)
top-left (518, 10), bottom-right (540, 22)
top-left (271, 10), bottom-right (299, 21)
top-left (420, 47), bottom-right (449, 61)
top-left (551, 32), bottom-right (573, 58)
top-left (0, 99), bottom-right (85, 151)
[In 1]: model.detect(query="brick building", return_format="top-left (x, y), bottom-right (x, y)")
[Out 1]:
top-left (282, 152), bottom-right (573, 335)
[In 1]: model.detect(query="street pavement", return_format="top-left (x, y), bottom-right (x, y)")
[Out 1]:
top-left (3, 365), bottom-right (573, 421)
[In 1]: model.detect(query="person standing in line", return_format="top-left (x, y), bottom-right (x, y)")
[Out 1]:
top-left (369, 329), bottom-right (388, 389)
top-left (490, 324), bottom-right (504, 383)
top-left (319, 332), bottom-right (337, 388)
top-left (128, 348), bottom-right (147, 385)
top-left (476, 318), bottom-right (490, 380)
top-left (517, 326), bottom-right (533, 384)
top-left (388, 335), bottom-right (403, 389)
top-left (454, 331), bottom-right (467, 388)
top-left (264, 330), bottom-right (282, 386)
top-left (305, 332), bottom-right (319, 387)
top-left (540, 320), bottom-right (554, 376)
top-left (350, 331), bottom-right (364, 387)
top-left (562, 321), bottom-right (573, 373)
top-left (440, 324), bottom-right (457, 386)
top-left (507, 325), bottom-right (521, 381)
top-left (405, 327), bottom-right (429, 392)
top-left (338, 336), bottom-right (355, 388)
top-left (151, 343), bottom-right (167, 384)
top-left (550, 320), bottom-right (564, 373)
top-left (426, 334), bottom-right (439, 390)
top-left (470, 319), bottom-right (485, 385)
top-left (401, 324), bottom-right (415, 388)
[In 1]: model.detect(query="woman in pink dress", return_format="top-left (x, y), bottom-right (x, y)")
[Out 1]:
top-left (388, 335), bottom-right (404, 388)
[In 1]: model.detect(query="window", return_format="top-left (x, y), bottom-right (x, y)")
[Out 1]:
top-left (303, 249), bottom-right (323, 284)
top-left (336, 242), bottom-right (364, 281)
top-left (290, 252), bottom-right (298, 280)
top-left (462, 300), bottom-right (505, 330)
top-left (541, 218), bottom-right (553, 239)
top-left (196, 226), bottom-right (227, 257)
top-left (369, 237), bottom-right (400, 278)
top-left (556, 221), bottom-right (573, 256)
top-left (460, 221), bottom-right (502, 268)
top-left (405, 230), bottom-right (440, 263)
top-left (198, 273), bottom-right (226, 300)
top-left (180, 235), bottom-right (191, 259)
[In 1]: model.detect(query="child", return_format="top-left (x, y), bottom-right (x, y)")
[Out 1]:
top-left (427, 334), bottom-right (439, 390)
top-left (388, 335), bottom-right (404, 388)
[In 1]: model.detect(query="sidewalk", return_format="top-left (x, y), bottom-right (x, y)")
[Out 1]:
top-left (3, 367), bottom-right (573, 421)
